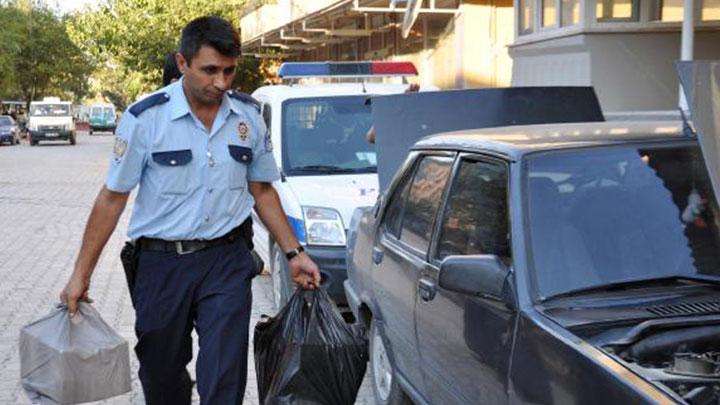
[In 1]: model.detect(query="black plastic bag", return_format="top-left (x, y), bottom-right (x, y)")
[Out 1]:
top-left (254, 288), bottom-right (367, 405)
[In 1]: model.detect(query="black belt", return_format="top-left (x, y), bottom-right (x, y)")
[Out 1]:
top-left (138, 225), bottom-right (245, 255)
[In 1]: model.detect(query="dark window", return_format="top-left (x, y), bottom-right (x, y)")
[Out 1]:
top-left (400, 156), bottom-right (453, 253)
top-left (262, 103), bottom-right (272, 133)
top-left (526, 145), bottom-right (720, 299)
top-left (436, 159), bottom-right (510, 260)
top-left (383, 162), bottom-right (414, 239)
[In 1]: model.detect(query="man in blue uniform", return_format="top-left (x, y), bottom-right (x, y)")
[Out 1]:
top-left (60, 16), bottom-right (320, 404)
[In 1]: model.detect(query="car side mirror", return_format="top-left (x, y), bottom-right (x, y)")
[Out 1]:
top-left (439, 255), bottom-right (512, 303)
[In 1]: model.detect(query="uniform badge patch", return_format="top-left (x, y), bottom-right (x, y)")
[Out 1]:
top-left (113, 137), bottom-right (128, 160)
top-left (238, 122), bottom-right (249, 141)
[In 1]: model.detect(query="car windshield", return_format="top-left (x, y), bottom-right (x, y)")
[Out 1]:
top-left (0, 116), bottom-right (12, 126)
top-left (282, 96), bottom-right (376, 175)
top-left (30, 104), bottom-right (70, 117)
top-left (526, 144), bottom-right (720, 299)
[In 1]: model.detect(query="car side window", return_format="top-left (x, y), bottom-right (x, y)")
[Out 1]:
top-left (261, 103), bottom-right (272, 132)
top-left (400, 156), bottom-right (454, 253)
top-left (382, 161), bottom-right (415, 238)
top-left (436, 158), bottom-right (510, 260)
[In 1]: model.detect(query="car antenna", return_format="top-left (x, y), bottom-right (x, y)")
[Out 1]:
top-left (679, 107), bottom-right (696, 138)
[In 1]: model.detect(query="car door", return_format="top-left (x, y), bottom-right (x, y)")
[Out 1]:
top-left (373, 152), bottom-right (454, 398)
top-left (416, 154), bottom-right (516, 405)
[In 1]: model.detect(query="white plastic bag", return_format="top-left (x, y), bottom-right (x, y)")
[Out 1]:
top-left (19, 302), bottom-right (131, 404)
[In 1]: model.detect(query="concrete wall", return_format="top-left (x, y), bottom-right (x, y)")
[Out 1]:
top-left (390, 0), bottom-right (515, 89)
top-left (510, 30), bottom-right (720, 112)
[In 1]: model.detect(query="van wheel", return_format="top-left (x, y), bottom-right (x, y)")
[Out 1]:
top-left (370, 319), bottom-right (412, 405)
top-left (270, 243), bottom-right (293, 310)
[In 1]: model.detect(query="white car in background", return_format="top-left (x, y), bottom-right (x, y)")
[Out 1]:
top-left (251, 61), bottom-right (431, 309)
top-left (28, 97), bottom-right (76, 146)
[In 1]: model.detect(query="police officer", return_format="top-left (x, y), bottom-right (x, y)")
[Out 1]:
top-left (60, 16), bottom-right (320, 404)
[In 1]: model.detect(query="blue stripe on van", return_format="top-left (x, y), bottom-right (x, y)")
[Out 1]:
top-left (288, 216), bottom-right (306, 245)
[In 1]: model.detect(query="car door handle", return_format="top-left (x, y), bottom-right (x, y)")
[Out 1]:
top-left (417, 277), bottom-right (437, 302)
top-left (372, 247), bottom-right (384, 264)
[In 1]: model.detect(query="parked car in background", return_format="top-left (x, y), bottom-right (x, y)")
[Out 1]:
top-left (88, 103), bottom-right (116, 135)
top-left (345, 120), bottom-right (720, 405)
top-left (0, 115), bottom-right (21, 145)
top-left (250, 61), bottom-right (434, 310)
top-left (28, 97), bottom-right (76, 146)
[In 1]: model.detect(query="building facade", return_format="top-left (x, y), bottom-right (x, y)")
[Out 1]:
top-left (241, 0), bottom-right (719, 113)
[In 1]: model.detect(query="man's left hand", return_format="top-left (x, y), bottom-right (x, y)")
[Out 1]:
top-left (289, 253), bottom-right (321, 289)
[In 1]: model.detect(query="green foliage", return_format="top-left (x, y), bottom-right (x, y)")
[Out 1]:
top-left (0, 2), bottom-right (91, 104)
top-left (68, 0), bottom-right (265, 109)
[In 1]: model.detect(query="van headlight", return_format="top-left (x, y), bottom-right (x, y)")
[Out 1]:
top-left (302, 206), bottom-right (346, 246)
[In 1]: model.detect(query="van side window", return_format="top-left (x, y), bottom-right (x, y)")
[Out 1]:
top-left (400, 156), bottom-right (453, 253)
top-left (262, 103), bottom-right (272, 133)
top-left (436, 158), bottom-right (510, 260)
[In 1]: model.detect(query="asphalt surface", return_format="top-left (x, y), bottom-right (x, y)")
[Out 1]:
top-left (0, 133), bottom-right (373, 404)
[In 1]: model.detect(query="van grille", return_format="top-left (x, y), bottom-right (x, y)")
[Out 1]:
top-left (645, 301), bottom-right (720, 316)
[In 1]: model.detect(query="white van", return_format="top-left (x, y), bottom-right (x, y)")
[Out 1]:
top-left (251, 61), bottom-right (428, 309)
top-left (28, 97), bottom-right (76, 146)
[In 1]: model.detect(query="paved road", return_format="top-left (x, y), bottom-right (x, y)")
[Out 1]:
top-left (0, 134), bottom-right (372, 404)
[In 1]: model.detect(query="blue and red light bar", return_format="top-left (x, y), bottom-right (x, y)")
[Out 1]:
top-left (278, 61), bottom-right (418, 78)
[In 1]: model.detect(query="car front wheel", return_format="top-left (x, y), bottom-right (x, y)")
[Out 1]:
top-left (270, 243), bottom-right (293, 310)
top-left (369, 319), bottom-right (412, 405)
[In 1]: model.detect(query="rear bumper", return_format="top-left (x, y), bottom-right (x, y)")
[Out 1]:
top-left (90, 124), bottom-right (116, 131)
top-left (305, 245), bottom-right (347, 305)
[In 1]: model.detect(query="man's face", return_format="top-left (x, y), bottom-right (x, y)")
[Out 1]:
top-left (176, 45), bottom-right (237, 105)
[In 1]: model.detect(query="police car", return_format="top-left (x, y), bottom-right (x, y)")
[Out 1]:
top-left (251, 61), bottom-right (429, 309)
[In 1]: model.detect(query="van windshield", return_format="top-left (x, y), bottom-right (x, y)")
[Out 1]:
top-left (526, 144), bottom-right (720, 299)
top-left (30, 104), bottom-right (70, 117)
top-left (282, 96), bottom-right (376, 175)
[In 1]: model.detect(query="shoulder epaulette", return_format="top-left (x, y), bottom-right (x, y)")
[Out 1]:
top-left (129, 92), bottom-right (170, 117)
top-left (228, 90), bottom-right (261, 114)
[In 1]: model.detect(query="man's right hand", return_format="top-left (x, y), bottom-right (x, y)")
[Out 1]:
top-left (60, 273), bottom-right (92, 318)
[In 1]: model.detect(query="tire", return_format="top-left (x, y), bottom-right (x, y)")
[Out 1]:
top-left (369, 319), bottom-right (412, 405)
top-left (89, 129), bottom-right (93, 136)
top-left (70, 135), bottom-right (76, 145)
top-left (270, 243), bottom-right (293, 310)
top-left (30, 140), bottom-right (37, 146)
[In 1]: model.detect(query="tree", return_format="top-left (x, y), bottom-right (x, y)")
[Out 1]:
top-left (0, 2), bottom-right (91, 104)
top-left (68, 0), bottom-right (268, 109)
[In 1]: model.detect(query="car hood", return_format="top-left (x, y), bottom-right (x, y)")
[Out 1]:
top-left (285, 174), bottom-right (379, 228)
top-left (538, 284), bottom-right (720, 403)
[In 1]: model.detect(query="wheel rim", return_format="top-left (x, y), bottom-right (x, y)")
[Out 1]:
top-left (372, 328), bottom-right (393, 402)
top-left (272, 249), bottom-right (284, 310)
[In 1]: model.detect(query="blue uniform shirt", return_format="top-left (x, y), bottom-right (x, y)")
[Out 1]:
top-left (106, 79), bottom-right (280, 240)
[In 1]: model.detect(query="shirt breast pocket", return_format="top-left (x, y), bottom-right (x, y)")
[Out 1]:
top-left (228, 145), bottom-right (252, 190)
top-left (151, 149), bottom-right (193, 194)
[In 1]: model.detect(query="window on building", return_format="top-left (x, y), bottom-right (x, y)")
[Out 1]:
top-left (399, 155), bottom-right (453, 253)
top-left (703, 0), bottom-right (720, 20)
top-left (520, 0), bottom-right (536, 34)
top-left (542, 0), bottom-right (558, 27)
top-left (652, 0), bottom-right (684, 21)
top-left (596, 0), bottom-right (638, 21)
top-left (435, 158), bottom-right (510, 260)
top-left (561, 0), bottom-right (581, 25)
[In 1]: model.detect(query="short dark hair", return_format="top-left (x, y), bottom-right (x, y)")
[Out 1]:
top-left (162, 52), bottom-right (182, 86)
top-left (179, 16), bottom-right (241, 65)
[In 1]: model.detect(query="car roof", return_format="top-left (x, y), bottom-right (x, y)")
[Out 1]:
top-left (252, 82), bottom-right (412, 101)
top-left (414, 121), bottom-right (690, 160)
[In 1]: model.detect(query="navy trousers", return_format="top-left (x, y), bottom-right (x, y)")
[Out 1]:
top-left (132, 239), bottom-right (255, 404)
